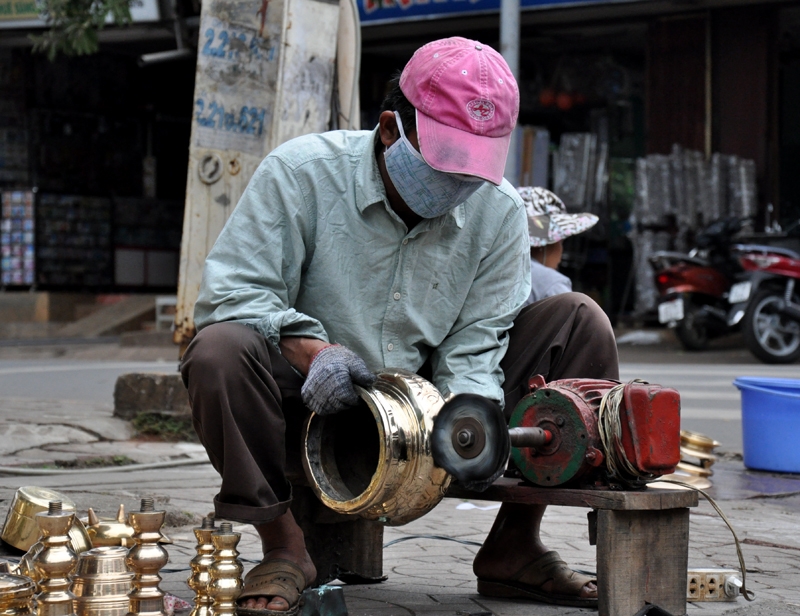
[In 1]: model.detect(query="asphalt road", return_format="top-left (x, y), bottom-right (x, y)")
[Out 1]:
top-left (0, 334), bottom-right (798, 454)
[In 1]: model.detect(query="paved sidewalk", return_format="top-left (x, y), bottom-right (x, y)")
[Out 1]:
top-left (2, 460), bottom-right (799, 615)
top-left (0, 336), bottom-right (799, 615)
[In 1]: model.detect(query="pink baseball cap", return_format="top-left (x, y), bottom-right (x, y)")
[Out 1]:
top-left (399, 37), bottom-right (519, 186)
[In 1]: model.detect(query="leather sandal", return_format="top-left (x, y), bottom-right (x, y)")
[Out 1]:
top-left (476, 550), bottom-right (597, 608)
top-left (236, 558), bottom-right (308, 616)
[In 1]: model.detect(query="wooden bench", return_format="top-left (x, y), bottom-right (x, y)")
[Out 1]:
top-left (448, 478), bottom-right (699, 616)
top-left (293, 479), bottom-right (698, 616)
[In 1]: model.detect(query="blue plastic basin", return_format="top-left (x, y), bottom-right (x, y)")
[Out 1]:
top-left (734, 377), bottom-right (800, 473)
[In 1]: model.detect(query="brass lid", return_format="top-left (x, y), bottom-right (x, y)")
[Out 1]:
top-left (0, 573), bottom-right (35, 600)
top-left (680, 430), bottom-right (721, 451)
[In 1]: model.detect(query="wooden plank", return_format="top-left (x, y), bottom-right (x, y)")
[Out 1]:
top-left (596, 508), bottom-right (690, 616)
top-left (445, 477), bottom-right (697, 511)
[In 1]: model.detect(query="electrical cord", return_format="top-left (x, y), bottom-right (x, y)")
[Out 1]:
top-left (599, 381), bottom-right (755, 602)
top-left (655, 478), bottom-right (755, 601)
top-left (383, 534), bottom-right (483, 548)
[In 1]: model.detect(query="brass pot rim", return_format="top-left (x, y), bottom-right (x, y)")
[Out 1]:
top-left (302, 368), bottom-right (450, 525)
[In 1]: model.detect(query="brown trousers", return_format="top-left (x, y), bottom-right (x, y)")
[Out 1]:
top-left (180, 292), bottom-right (619, 525)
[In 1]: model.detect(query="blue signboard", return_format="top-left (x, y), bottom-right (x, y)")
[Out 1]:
top-left (359, 0), bottom-right (637, 25)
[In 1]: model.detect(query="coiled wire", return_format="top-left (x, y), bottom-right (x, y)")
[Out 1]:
top-left (598, 380), bottom-right (755, 602)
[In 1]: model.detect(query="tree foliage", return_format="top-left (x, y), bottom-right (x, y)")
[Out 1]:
top-left (30, 0), bottom-right (133, 61)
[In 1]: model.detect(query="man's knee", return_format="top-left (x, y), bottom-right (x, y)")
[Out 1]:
top-left (567, 292), bottom-right (613, 333)
top-left (181, 322), bottom-right (264, 385)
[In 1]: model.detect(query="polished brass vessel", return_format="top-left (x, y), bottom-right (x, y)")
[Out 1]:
top-left (1, 487), bottom-right (92, 554)
top-left (656, 429), bottom-right (720, 490)
top-left (72, 547), bottom-right (133, 616)
top-left (0, 573), bottom-right (35, 616)
top-left (302, 368), bottom-right (451, 526)
top-left (84, 507), bottom-right (136, 548)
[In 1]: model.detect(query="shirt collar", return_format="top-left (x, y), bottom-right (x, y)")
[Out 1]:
top-left (356, 126), bottom-right (465, 229)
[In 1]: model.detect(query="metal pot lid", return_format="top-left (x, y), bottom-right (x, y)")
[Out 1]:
top-left (0, 573), bottom-right (36, 598)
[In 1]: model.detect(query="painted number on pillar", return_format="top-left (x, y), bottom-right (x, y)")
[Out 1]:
top-left (202, 27), bottom-right (276, 62)
top-left (194, 99), bottom-right (267, 136)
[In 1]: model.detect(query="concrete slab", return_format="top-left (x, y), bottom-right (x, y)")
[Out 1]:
top-left (0, 397), bottom-right (133, 441)
top-left (0, 422), bottom-right (97, 456)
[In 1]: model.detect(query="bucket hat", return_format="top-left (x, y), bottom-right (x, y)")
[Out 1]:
top-left (518, 186), bottom-right (599, 247)
top-left (399, 37), bottom-right (519, 185)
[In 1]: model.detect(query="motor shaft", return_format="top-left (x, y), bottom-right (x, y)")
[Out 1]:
top-left (508, 427), bottom-right (552, 449)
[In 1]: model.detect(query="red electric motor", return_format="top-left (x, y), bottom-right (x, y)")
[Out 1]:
top-left (508, 376), bottom-right (681, 488)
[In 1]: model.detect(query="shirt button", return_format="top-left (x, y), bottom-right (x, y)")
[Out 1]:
top-left (387, 343), bottom-right (394, 351)
top-left (393, 292), bottom-right (401, 300)
top-left (402, 239), bottom-right (409, 245)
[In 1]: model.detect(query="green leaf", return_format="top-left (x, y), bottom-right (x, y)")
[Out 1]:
top-left (32, 0), bottom-right (134, 60)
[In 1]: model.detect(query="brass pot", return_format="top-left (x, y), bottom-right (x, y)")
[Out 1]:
top-left (72, 547), bottom-right (133, 616)
top-left (1, 487), bottom-right (92, 553)
top-left (302, 368), bottom-right (451, 526)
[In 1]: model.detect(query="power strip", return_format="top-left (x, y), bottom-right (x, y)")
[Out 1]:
top-left (687, 569), bottom-right (742, 602)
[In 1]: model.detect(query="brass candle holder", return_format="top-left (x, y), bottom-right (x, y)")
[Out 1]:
top-left (207, 523), bottom-right (242, 616)
top-left (125, 498), bottom-right (168, 616)
top-left (32, 501), bottom-right (78, 616)
top-left (187, 517), bottom-right (215, 616)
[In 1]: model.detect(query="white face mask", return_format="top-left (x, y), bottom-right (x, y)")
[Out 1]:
top-left (383, 112), bottom-right (484, 218)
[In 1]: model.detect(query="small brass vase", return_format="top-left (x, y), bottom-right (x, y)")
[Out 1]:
top-left (302, 368), bottom-right (451, 526)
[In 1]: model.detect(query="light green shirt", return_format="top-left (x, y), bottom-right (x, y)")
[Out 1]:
top-left (195, 128), bottom-right (531, 403)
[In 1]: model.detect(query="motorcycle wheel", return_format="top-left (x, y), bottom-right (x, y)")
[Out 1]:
top-left (675, 301), bottom-right (710, 351)
top-left (742, 288), bottom-right (800, 364)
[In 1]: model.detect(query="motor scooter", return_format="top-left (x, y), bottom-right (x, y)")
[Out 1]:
top-left (727, 239), bottom-right (800, 364)
top-left (649, 217), bottom-right (744, 350)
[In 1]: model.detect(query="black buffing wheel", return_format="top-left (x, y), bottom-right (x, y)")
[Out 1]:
top-left (431, 393), bottom-right (510, 492)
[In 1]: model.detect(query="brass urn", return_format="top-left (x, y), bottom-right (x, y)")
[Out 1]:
top-left (302, 368), bottom-right (451, 526)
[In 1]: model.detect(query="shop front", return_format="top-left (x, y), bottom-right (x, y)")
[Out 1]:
top-left (0, 0), bottom-right (198, 294)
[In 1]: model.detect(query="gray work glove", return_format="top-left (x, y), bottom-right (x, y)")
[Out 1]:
top-left (301, 344), bottom-right (377, 415)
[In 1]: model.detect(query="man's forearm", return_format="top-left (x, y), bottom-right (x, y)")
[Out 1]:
top-left (279, 336), bottom-right (330, 376)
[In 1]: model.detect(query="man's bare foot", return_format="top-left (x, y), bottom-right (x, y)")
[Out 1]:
top-left (472, 503), bottom-right (596, 601)
top-left (238, 510), bottom-right (317, 612)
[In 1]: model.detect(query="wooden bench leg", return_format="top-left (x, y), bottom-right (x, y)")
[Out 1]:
top-left (596, 508), bottom-right (690, 616)
top-left (291, 486), bottom-right (385, 585)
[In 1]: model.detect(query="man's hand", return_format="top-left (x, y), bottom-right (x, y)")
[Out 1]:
top-left (300, 344), bottom-right (376, 415)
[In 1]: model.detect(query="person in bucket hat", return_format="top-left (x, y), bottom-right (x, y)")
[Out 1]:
top-left (519, 186), bottom-right (599, 303)
top-left (183, 37), bottom-right (617, 613)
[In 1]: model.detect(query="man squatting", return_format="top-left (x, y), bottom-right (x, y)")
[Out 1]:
top-left (181, 36), bottom-right (619, 614)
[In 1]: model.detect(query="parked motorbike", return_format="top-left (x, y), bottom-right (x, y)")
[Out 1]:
top-left (727, 232), bottom-right (800, 364)
top-left (649, 217), bottom-right (745, 350)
